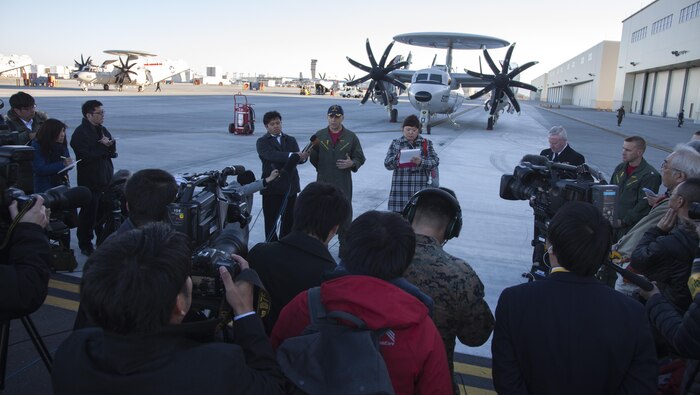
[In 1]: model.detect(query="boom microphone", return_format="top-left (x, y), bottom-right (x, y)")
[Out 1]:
top-left (601, 260), bottom-right (654, 291)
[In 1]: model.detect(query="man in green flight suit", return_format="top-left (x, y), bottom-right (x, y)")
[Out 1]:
top-left (310, 105), bottom-right (365, 244)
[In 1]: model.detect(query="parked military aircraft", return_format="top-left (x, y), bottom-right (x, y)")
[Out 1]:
top-left (0, 54), bottom-right (32, 75)
top-left (72, 50), bottom-right (188, 92)
top-left (345, 32), bottom-right (537, 131)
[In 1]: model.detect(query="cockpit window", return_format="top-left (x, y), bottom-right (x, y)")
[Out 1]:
top-left (415, 73), bottom-right (429, 82)
top-left (429, 74), bottom-right (443, 83)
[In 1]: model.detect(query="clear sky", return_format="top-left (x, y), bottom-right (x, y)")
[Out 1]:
top-left (4, 0), bottom-right (653, 84)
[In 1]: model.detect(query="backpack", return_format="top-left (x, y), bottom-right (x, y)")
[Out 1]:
top-left (276, 287), bottom-right (395, 395)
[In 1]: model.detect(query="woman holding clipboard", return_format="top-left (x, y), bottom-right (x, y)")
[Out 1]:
top-left (383, 115), bottom-right (439, 212)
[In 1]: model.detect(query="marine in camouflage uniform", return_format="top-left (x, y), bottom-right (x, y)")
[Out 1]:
top-left (404, 234), bottom-right (494, 395)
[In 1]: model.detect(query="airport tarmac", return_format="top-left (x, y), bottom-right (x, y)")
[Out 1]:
top-left (0, 79), bottom-right (694, 394)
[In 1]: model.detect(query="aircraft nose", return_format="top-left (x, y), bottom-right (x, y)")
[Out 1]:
top-left (414, 91), bottom-right (432, 102)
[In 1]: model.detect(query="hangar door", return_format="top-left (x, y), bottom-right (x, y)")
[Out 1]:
top-left (686, 67), bottom-right (700, 119)
top-left (572, 82), bottom-right (593, 108)
top-left (631, 73), bottom-right (645, 114)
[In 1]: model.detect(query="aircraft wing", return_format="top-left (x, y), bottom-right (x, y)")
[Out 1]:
top-left (390, 69), bottom-right (414, 84)
top-left (0, 54), bottom-right (32, 75)
top-left (451, 73), bottom-right (492, 88)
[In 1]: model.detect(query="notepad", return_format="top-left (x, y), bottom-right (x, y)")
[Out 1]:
top-left (399, 148), bottom-right (420, 168)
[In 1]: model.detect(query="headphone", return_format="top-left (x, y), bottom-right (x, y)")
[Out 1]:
top-left (402, 187), bottom-right (462, 240)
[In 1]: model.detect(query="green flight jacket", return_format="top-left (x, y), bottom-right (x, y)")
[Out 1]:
top-left (309, 127), bottom-right (365, 202)
top-left (611, 157), bottom-right (661, 233)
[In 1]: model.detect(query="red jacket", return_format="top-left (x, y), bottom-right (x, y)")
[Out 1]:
top-left (271, 275), bottom-right (452, 395)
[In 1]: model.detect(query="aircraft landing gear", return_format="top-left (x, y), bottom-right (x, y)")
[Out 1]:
top-left (138, 86), bottom-right (143, 92)
top-left (103, 84), bottom-right (110, 91)
top-left (419, 109), bottom-right (431, 134)
top-left (390, 108), bottom-right (398, 123)
top-left (487, 114), bottom-right (498, 131)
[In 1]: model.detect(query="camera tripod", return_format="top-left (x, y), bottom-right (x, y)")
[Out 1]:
top-left (0, 316), bottom-right (53, 391)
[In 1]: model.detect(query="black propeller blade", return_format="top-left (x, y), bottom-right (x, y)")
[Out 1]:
top-left (346, 39), bottom-right (408, 105)
top-left (466, 43), bottom-right (538, 116)
top-left (114, 56), bottom-right (138, 85)
top-left (73, 54), bottom-right (93, 71)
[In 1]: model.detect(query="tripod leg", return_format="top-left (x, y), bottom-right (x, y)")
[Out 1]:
top-left (19, 316), bottom-right (52, 372)
top-left (0, 320), bottom-right (10, 390)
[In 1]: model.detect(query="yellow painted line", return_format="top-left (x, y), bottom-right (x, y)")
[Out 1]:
top-left (454, 361), bottom-right (492, 379)
top-left (459, 385), bottom-right (496, 395)
top-left (44, 295), bottom-right (79, 312)
top-left (49, 279), bottom-right (80, 294)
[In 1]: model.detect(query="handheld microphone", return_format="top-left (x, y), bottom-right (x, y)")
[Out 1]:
top-left (301, 135), bottom-right (318, 154)
top-left (299, 135), bottom-right (318, 164)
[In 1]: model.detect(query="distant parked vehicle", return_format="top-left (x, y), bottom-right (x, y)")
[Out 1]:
top-left (339, 87), bottom-right (363, 98)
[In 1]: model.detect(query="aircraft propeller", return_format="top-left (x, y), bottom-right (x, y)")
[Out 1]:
top-left (73, 54), bottom-right (93, 71)
top-left (346, 40), bottom-right (409, 105)
top-left (114, 56), bottom-right (138, 87)
top-left (466, 43), bottom-right (538, 116)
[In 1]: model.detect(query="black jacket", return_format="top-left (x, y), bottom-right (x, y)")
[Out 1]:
top-left (0, 223), bottom-right (51, 320)
top-left (247, 231), bottom-right (336, 334)
top-left (70, 118), bottom-right (116, 189)
top-left (492, 272), bottom-right (657, 395)
top-left (539, 144), bottom-right (585, 166)
top-left (647, 292), bottom-right (700, 395)
top-left (631, 223), bottom-right (697, 311)
top-left (53, 316), bottom-right (285, 395)
top-left (255, 133), bottom-right (301, 195)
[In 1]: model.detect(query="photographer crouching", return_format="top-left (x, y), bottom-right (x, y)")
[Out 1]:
top-left (52, 222), bottom-right (285, 394)
top-left (0, 196), bottom-right (51, 321)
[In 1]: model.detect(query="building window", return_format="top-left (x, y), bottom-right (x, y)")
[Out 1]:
top-left (631, 26), bottom-right (647, 42)
top-left (206, 67), bottom-right (216, 77)
top-left (651, 14), bottom-right (673, 34)
top-left (588, 53), bottom-right (593, 61)
top-left (680, 1), bottom-right (700, 23)
top-left (580, 56), bottom-right (585, 64)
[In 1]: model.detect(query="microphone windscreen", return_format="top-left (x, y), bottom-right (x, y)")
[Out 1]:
top-left (237, 170), bottom-right (256, 186)
top-left (59, 186), bottom-right (92, 208)
top-left (520, 154), bottom-right (549, 166)
top-left (283, 153), bottom-right (300, 174)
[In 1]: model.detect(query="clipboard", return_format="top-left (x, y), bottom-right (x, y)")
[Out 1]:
top-left (58, 159), bottom-right (81, 174)
top-left (399, 148), bottom-right (420, 168)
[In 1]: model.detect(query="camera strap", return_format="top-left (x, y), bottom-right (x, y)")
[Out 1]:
top-left (0, 197), bottom-right (37, 250)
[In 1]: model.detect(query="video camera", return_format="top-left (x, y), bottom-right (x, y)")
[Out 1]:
top-left (167, 166), bottom-right (251, 304)
top-left (500, 155), bottom-right (618, 280)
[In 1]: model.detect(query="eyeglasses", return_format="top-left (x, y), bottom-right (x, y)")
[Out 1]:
top-left (328, 114), bottom-right (342, 119)
top-left (661, 159), bottom-right (681, 173)
top-left (91, 111), bottom-right (105, 115)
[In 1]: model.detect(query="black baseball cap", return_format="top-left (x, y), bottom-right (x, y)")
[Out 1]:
top-left (327, 105), bottom-right (344, 116)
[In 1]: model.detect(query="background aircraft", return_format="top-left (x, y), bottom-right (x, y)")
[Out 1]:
top-left (346, 32), bottom-right (537, 131)
top-left (72, 50), bottom-right (188, 92)
top-left (0, 54), bottom-right (32, 75)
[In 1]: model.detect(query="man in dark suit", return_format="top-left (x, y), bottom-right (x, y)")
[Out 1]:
top-left (492, 201), bottom-right (657, 395)
top-left (247, 182), bottom-right (350, 334)
top-left (539, 125), bottom-right (585, 165)
top-left (256, 111), bottom-right (307, 241)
